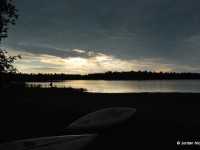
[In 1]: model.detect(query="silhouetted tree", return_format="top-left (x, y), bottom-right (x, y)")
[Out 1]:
top-left (0, 49), bottom-right (21, 73)
top-left (0, 0), bottom-right (20, 87)
top-left (0, 0), bottom-right (19, 40)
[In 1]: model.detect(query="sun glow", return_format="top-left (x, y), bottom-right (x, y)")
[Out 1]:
top-left (5, 47), bottom-right (195, 74)
top-left (64, 57), bottom-right (87, 65)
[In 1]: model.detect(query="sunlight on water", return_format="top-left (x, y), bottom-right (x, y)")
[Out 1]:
top-left (26, 80), bottom-right (200, 93)
top-left (27, 80), bottom-right (200, 93)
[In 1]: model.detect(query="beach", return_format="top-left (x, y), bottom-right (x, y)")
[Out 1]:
top-left (1, 88), bottom-right (200, 149)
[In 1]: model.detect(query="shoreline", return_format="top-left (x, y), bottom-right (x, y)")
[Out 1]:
top-left (1, 88), bottom-right (200, 149)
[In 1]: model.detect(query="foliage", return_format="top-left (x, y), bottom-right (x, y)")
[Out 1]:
top-left (0, 0), bottom-right (19, 40)
top-left (0, 0), bottom-right (20, 88)
top-left (0, 48), bottom-right (21, 73)
top-left (0, 0), bottom-right (20, 75)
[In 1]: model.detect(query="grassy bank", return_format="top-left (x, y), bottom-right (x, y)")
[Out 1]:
top-left (1, 88), bottom-right (200, 149)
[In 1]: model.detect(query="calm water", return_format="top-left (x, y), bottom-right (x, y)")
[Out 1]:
top-left (26, 80), bottom-right (200, 93)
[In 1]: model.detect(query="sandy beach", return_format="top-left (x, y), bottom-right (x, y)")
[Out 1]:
top-left (1, 88), bottom-right (200, 149)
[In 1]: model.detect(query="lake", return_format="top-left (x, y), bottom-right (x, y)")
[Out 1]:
top-left (25, 80), bottom-right (200, 93)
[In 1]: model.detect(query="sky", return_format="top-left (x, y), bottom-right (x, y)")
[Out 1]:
top-left (2, 0), bottom-right (200, 74)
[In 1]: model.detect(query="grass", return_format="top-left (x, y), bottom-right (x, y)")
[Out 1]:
top-left (1, 88), bottom-right (200, 149)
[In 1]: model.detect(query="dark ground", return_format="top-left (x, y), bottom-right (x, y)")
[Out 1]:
top-left (1, 88), bottom-right (200, 149)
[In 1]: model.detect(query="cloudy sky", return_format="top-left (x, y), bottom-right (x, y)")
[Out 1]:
top-left (2, 0), bottom-right (200, 74)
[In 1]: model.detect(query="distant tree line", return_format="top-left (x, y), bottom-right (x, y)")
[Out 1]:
top-left (3, 70), bottom-right (200, 82)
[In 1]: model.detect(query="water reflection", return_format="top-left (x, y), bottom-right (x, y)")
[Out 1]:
top-left (26, 80), bottom-right (200, 93)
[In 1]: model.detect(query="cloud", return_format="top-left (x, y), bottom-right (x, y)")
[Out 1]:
top-left (73, 49), bottom-right (86, 53)
top-left (2, 0), bottom-right (200, 73)
top-left (6, 46), bottom-right (198, 74)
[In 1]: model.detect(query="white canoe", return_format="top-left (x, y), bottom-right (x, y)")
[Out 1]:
top-left (66, 107), bottom-right (137, 133)
top-left (0, 134), bottom-right (98, 150)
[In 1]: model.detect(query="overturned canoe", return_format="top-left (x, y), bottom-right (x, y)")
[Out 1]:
top-left (0, 134), bottom-right (98, 150)
top-left (66, 107), bottom-right (137, 133)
